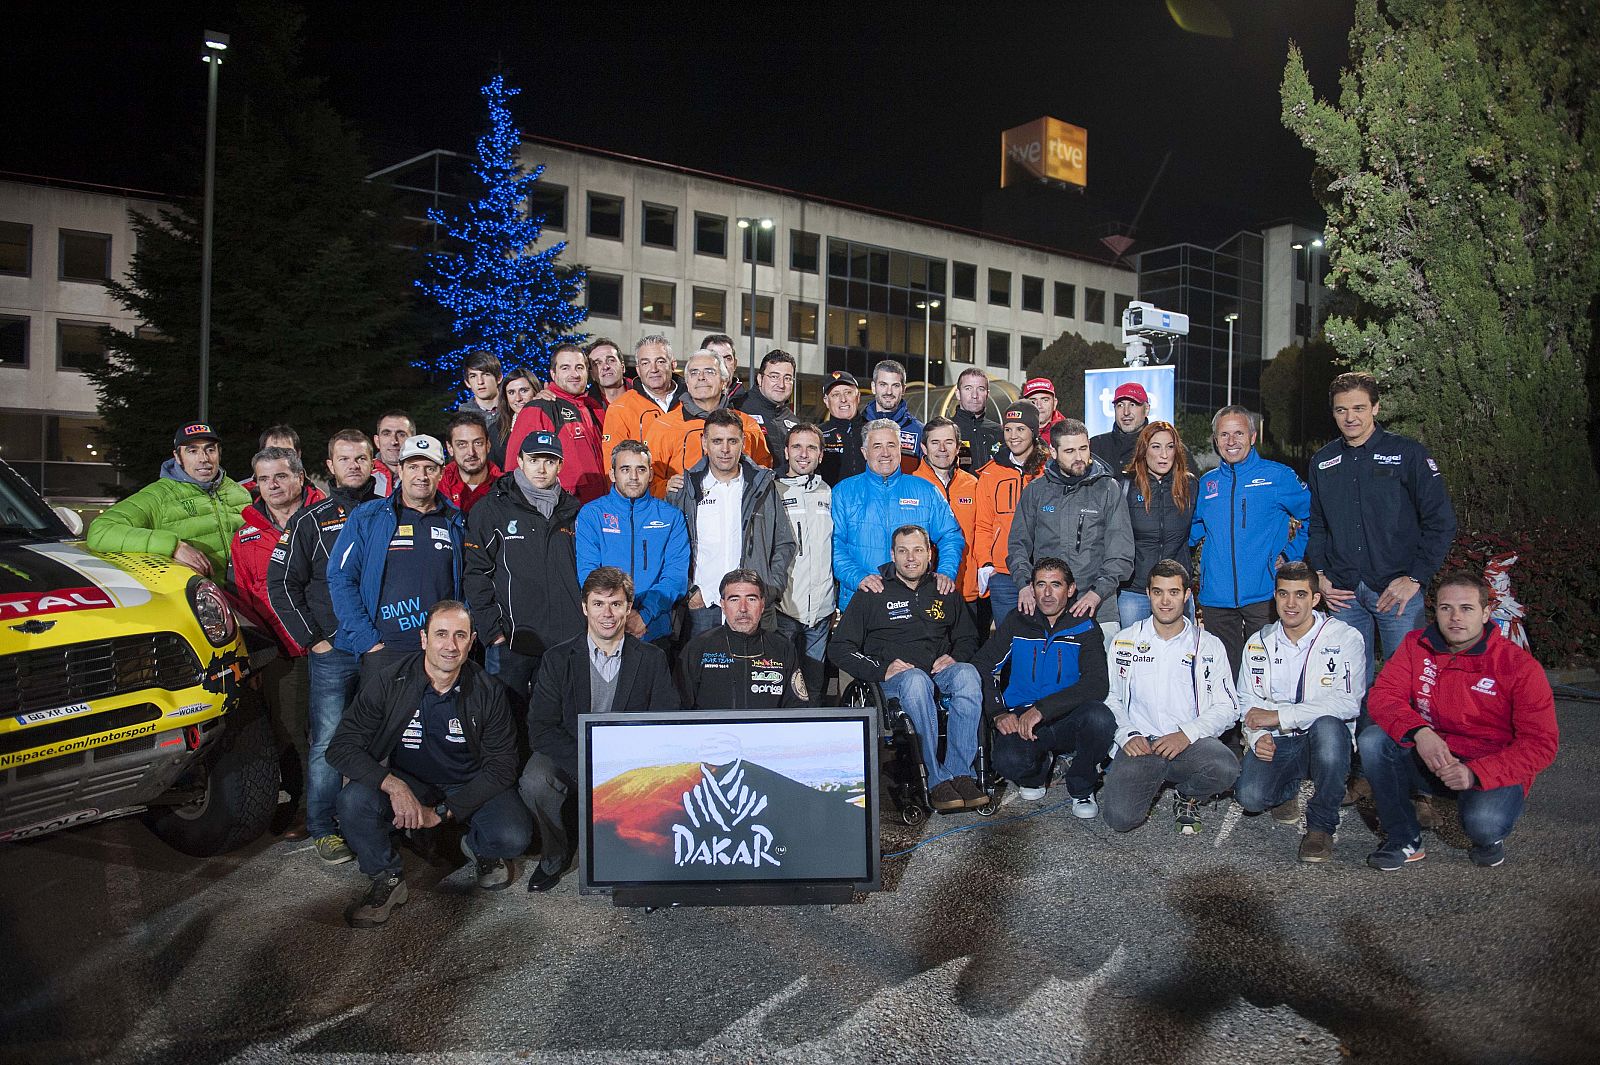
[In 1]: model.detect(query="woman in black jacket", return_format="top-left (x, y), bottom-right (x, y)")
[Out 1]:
top-left (1118, 421), bottom-right (1197, 626)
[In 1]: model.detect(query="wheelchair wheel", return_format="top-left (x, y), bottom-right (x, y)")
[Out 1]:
top-left (975, 801), bottom-right (1000, 818)
top-left (900, 803), bottom-right (926, 826)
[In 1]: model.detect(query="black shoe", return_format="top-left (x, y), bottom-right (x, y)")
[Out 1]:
top-left (346, 872), bottom-right (408, 928)
top-left (527, 864), bottom-right (562, 893)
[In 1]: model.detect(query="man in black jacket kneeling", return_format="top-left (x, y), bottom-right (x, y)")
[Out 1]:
top-left (519, 567), bottom-right (681, 891)
top-left (329, 600), bottom-right (531, 927)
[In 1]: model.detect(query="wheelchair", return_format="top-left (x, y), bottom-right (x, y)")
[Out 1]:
top-left (843, 676), bottom-right (1004, 825)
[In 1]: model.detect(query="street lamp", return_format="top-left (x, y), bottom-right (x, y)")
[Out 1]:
top-left (736, 216), bottom-right (774, 390)
top-left (198, 29), bottom-right (229, 421)
top-left (916, 299), bottom-right (941, 418)
top-left (1290, 235), bottom-right (1324, 458)
top-left (1223, 312), bottom-right (1239, 407)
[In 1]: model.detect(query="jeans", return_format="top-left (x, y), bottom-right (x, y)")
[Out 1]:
top-left (989, 573), bottom-right (1020, 626)
top-left (306, 646), bottom-right (360, 838)
top-left (687, 605), bottom-right (723, 638)
top-left (517, 751), bottom-right (577, 876)
top-left (775, 612), bottom-right (831, 707)
top-left (493, 647), bottom-right (541, 704)
top-left (1101, 737), bottom-right (1240, 832)
top-left (1234, 715), bottom-right (1352, 834)
top-left (335, 768), bottom-right (534, 878)
top-left (991, 701), bottom-right (1116, 796)
top-left (1357, 725), bottom-right (1527, 846)
top-left (359, 642), bottom-right (414, 691)
top-left (1118, 589), bottom-right (1195, 628)
top-left (1200, 600), bottom-right (1273, 677)
top-left (1329, 580), bottom-right (1426, 687)
top-left (881, 664), bottom-right (983, 788)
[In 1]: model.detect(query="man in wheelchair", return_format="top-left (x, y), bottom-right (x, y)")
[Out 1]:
top-left (829, 524), bottom-right (987, 812)
top-left (971, 558), bottom-right (1116, 816)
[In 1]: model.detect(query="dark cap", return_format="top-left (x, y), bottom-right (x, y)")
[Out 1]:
top-left (1001, 403), bottom-right (1040, 431)
top-left (519, 430), bottom-right (564, 459)
top-left (173, 422), bottom-right (220, 449)
top-left (823, 370), bottom-right (859, 395)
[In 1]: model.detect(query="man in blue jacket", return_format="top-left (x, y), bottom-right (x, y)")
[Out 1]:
top-left (1189, 407), bottom-right (1310, 674)
top-left (1307, 372), bottom-right (1456, 686)
top-left (328, 434), bottom-right (466, 688)
top-left (575, 439), bottom-right (690, 652)
top-left (832, 419), bottom-right (963, 613)
top-left (862, 359), bottom-right (924, 474)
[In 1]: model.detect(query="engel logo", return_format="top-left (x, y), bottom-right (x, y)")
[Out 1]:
top-left (0, 587), bottom-right (114, 618)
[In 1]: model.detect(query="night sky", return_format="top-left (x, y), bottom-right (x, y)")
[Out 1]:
top-left (9, 1), bottom-right (1354, 251)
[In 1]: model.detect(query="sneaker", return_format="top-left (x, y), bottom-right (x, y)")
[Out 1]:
top-left (1017, 785), bottom-right (1048, 803)
top-left (313, 834), bottom-right (354, 865)
top-left (928, 780), bottom-right (965, 812)
top-left (1469, 841), bottom-right (1506, 868)
top-left (1174, 795), bottom-right (1204, 834)
top-left (951, 776), bottom-right (990, 809)
top-left (1413, 796), bottom-right (1442, 832)
top-left (1343, 777), bottom-right (1373, 807)
top-left (1367, 836), bottom-right (1426, 871)
top-left (1298, 830), bottom-right (1334, 863)
top-left (1070, 794), bottom-right (1099, 820)
top-left (1271, 796), bottom-right (1302, 824)
top-left (346, 872), bottom-right (407, 928)
top-left (460, 836), bottom-right (514, 891)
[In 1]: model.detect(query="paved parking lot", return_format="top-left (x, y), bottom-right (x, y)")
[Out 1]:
top-left (1, 701), bottom-right (1596, 1065)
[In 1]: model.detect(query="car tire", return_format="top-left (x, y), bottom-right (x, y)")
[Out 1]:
top-left (145, 694), bottom-right (279, 857)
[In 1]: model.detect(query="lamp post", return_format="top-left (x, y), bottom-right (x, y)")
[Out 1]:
top-left (1290, 235), bottom-right (1323, 458)
top-left (197, 29), bottom-right (229, 421)
top-left (1223, 312), bottom-right (1239, 407)
top-left (735, 216), bottom-right (774, 390)
top-left (916, 299), bottom-right (941, 418)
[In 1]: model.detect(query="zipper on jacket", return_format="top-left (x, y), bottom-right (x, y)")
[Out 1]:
top-left (1229, 465), bottom-right (1240, 606)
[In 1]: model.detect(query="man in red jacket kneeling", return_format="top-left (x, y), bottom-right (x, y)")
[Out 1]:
top-left (1360, 570), bottom-right (1559, 871)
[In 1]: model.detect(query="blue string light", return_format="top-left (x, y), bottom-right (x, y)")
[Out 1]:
top-left (415, 75), bottom-right (587, 391)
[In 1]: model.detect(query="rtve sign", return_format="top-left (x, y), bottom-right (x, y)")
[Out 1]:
top-left (1001, 117), bottom-right (1088, 189)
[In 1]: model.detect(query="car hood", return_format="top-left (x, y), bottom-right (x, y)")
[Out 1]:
top-left (0, 541), bottom-right (163, 622)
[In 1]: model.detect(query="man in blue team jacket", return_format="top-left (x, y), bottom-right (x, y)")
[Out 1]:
top-left (1189, 407), bottom-right (1310, 674)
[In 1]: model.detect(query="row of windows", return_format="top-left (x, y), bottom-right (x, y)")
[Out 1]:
top-left (0, 315), bottom-right (127, 371)
top-left (586, 275), bottom-right (821, 343)
top-left (0, 222), bottom-right (113, 283)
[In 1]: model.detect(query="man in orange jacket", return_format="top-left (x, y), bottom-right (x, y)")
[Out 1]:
top-left (643, 348), bottom-right (771, 496)
top-left (601, 334), bottom-right (684, 468)
top-left (972, 403), bottom-right (1047, 625)
top-left (913, 416), bottom-right (982, 628)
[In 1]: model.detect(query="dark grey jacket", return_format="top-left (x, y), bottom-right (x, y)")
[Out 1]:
top-left (667, 456), bottom-right (798, 604)
top-left (1006, 458), bottom-right (1134, 624)
top-left (528, 634), bottom-right (681, 776)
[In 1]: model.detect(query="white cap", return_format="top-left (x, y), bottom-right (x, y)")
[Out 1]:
top-left (397, 434), bottom-right (446, 466)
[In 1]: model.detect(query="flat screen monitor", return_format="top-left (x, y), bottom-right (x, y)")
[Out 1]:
top-left (578, 708), bottom-right (881, 898)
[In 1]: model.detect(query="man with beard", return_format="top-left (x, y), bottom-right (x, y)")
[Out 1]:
top-left (505, 343), bottom-right (608, 503)
top-left (439, 412), bottom-right (502, 517)
top-left (601, 334), bottom-right (685, 468)
top-left (681, 571), bottom-right (805, 709)
top-left (585, 337), bottom-right (630, 408)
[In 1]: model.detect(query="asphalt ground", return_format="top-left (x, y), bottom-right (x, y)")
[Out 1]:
top-left (2, 701), bottom-right (1597, 1065)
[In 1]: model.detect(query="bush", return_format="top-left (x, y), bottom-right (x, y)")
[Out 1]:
top-left (1442, 520), bottom-right (1600, 666)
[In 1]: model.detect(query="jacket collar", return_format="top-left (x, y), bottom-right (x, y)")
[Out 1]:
top-left (1418, 623), bottom-right (1494, 657)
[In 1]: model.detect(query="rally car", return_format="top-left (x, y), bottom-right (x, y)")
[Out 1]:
top-left (0, 459), bottom-right (277, 855)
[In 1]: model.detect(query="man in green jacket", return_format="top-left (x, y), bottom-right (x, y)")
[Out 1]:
top-left (87, 422), bottom-right (250, 576)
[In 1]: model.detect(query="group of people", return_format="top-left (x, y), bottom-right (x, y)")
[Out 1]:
top-left (84, 332), bottom-right (1560, 928)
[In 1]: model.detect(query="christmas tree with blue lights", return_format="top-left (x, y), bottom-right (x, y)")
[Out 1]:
top-left (416, 76), bottom-right (586, 389)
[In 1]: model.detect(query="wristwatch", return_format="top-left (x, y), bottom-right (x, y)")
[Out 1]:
top-left (433, 802), bottom-right (452, 822)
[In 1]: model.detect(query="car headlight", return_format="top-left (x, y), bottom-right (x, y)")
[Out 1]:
top-left (187, 577), bottom-right (238, 647)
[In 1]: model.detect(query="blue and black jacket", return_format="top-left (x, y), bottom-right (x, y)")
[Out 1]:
top-left (970, 608), bottom-right (1109, 724)
top-left (327, 492), bottom-right (465, 655)
top-left (1188, 448), bottom-right (1310, 608)
top-left (574, 486), bottom-right (690, 643)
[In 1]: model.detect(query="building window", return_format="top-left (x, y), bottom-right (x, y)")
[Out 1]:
top-left (1020, 336), bottom-right (1043, 368)
top-left (694, 213), bottom-right (727, 257)
top-left (59, 230), bottom-right (111, 283)
top-left (790, 230), bottom-right (820, 273)
top-left (788, 300), bottom-right (818, 343)
top-left (1084, 287), bottom-right (1106, 324)
top-left (692, 287), bottom-right (725, 330)
top-left (952, 261), bottom-right (977, 301)
top-left (529, 182), bottom-right (566, 231)
top-left (988, 269), bottom-right (1011, 307)
top-left (741, 293), bottom-right (774, 339)
top-left (135, 324), bottom-right (170, 342)
top-left (741, 225), bottom-right (775, 266)
top-left (1113, 292), bottom-right (1133, 324)
top-left (1055, 281), bottom-right (1076, 319)
top-left (587, 193), bottom-right (624, 240)
top-left (639, 279), bottom-right (675, 325)
top-left (0, 222), bottom-right (31, 276)
top-left (58, 321), bottom-right (108, 371)
top-left (641, 203), bottom-right (676, 249)
top-left (1022, 275), bottom-right (1044, 313)
top-left (0, 315), bottom-right (27, 366)
top-left (951, 324), bottom-right (975, 364)
top-left (586, 272), bottom-right (622, 318)
top-left (986, 331), bottom-right (1009, 369)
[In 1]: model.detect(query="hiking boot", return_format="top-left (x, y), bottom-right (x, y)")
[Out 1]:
top-left (1271, 796), bottom-right (1302, 824)
top-left (460, 836), bottom-right (514, 891)
top-left (1174, 795), bottom-right (1203, 834)
top-left (346, 872), bottom-right (407, 928)
top-left (1298, 830), bottom-right (1334, 863)
top-left (951, 776), bottom-right (990, 809)
top-left (1070, 794), bottom-right (1099, 820)
top-left (1367, 836), bottom-right (1426, 871)
top-left (313, 834), bottom-right (353, 865)
top-left (1343, 777), bottom-right (1373, 807)
top-left (1469, 841), bottom-right (1506, 868)
top-left (928, 780), bottom-right (965, 812)
top-left (1413, 795), bottom-right (1442, 831)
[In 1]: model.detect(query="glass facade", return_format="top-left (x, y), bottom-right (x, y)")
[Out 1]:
top-left (823, 238), bottom-right (948, 384)
top-left (0, 411), bottom-right (129, 501)
top-left (1137, 231), bottom-right (1265, 413)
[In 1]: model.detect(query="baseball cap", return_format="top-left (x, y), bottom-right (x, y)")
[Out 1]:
top-left (1114, 383), bottom-right (1150, 406)
top-left (173, 422), bottom-right (220, 449)
top-left (1022, 377), bottom-right (1056, 398)
top-left (1001, 402), bottom-right (1040, 431)
top-left (519, 430), bottom-right (564, 459)
top-left (823, 370), bottom-right (859, 394)
top-left (398, 434), bottom-right (446, 466)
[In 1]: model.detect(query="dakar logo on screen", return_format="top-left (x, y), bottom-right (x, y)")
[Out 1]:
top-left (673, 735), bottom-right (780, 869)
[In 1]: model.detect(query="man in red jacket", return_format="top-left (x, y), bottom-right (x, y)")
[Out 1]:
top-left (1360, 570), bottom-right (1559, 870)
top-left (505, 343), bottom-right (608, 502)
top-left (439, 412), bottom-right (502, 517)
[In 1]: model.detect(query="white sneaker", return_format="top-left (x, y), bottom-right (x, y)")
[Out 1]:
top-left (1018, 785), bottom-right (1048, 802)
top-left (1070, 794), bottom-right (1099, 819)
